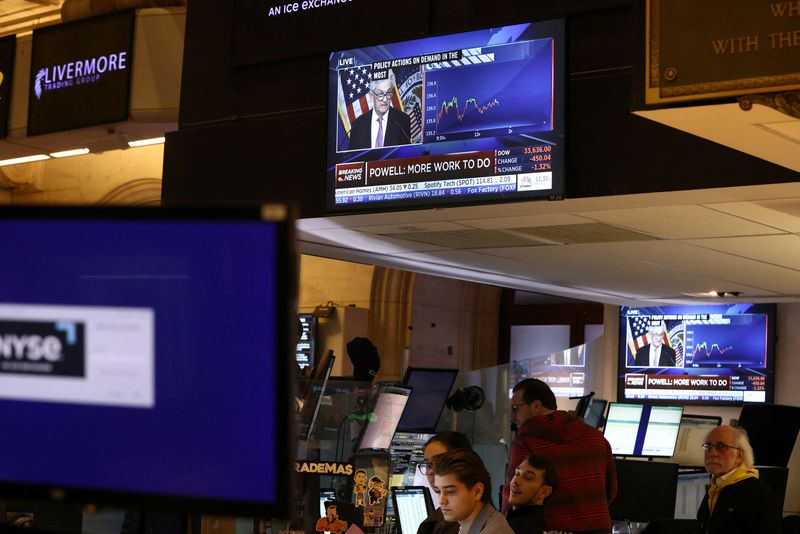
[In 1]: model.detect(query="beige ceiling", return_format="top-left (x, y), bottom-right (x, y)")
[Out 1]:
top-left (298, 181), bottom-right (800, 306)
top-left (0, 0), bottom-right (62, 36)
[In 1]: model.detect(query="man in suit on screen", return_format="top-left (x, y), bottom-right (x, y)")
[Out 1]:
top-left (348, 71), bottom-right (411, 150)
top-left (634, 324), bottom-right (676, 367)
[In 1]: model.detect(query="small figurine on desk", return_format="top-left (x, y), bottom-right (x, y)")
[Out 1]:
top-left (316, 504), bottom-right (348, 534)
top-left (353, 469), bottom-right (368, 507)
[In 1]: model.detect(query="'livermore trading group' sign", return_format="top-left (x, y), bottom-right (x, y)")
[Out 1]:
top-left (28, 10), bottom-right (134, 136)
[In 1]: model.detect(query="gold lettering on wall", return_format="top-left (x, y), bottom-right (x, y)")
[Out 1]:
top-left (711, 34), bottom-right (760, 54)
top-left (770, 2), bottom-right (800, 17)
top-left (768, 29), bottom-right (800, 47)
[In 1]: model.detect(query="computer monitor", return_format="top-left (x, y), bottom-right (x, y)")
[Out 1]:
top-left (603, 403), bottom-right (684, 457)
top-left (584, 397), bottom-right (608, 429)
top-left (0, 205), bottom-right (294, 516)
top-left (299, 350), bottom-right (336, 440)
top-left (296, 313), bottom-right (317, 371)
top-left (670, 414), bottom-right (722, 467)
top-left (392, 486), bottom-right (433, 534)
top-left (738, 404), bottom-right (800, 468)
top-left (358, 386), bottom-right (412, 451)
top-left (397, 367), bottom-right (459, 432)
top-left (610, 459), bottom-right (679, 522)
top-left (389, 432), bottom-right (434, 488)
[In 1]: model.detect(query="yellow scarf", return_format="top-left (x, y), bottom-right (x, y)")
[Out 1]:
top-left (707, 464), bottom-right (759, 512)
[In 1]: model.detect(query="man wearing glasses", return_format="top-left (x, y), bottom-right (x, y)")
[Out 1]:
top-left (348, 71), bottom-right (411, 150)
top-left (697, 425), bottom-right (781, 533)
top-left (502, 378), bottom-right (616, 533)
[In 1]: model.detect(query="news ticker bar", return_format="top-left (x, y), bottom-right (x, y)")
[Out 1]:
top-left (335, 173), bottom-right (552, 205)
top-left (625, 373), bottom-right (765, 389)
top-left (625, 390), bottom-right (766, 403)
top-left (336, 147), bottom-right (553, 188)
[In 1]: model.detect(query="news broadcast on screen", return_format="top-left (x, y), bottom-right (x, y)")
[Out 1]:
top-left (327, 20), bottom-right (565, 211)
top-left (618, 304), bottom-right (776, 405)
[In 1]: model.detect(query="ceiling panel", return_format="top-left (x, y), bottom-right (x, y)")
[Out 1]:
top-left (592, 240), bottom-right (800, 295)
top-left (576, 205), bottom-right (784, 239)
top-left (705, 199), bottom-right (800, 233)
top-left (477, 244), bottom-right (773, 297)
top-left (455, 212), bottom-right (593, 229)
top-left (686, 235), bottom-right (800, 271)
top-left (297, 228), bottom-right (444, 254)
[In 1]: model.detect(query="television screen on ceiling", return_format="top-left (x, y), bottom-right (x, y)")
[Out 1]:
top-left (618, 304), bottom-right (776, 405)
top-left (0, 205), bottom-right (295, 516)
top-left (326, 20), bottom-right (565, 211)
top-left (28, 10), bottom-right (134, 136)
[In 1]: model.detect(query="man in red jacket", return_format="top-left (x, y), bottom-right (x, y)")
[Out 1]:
top-left (502, 379), bottom-right (617, 533)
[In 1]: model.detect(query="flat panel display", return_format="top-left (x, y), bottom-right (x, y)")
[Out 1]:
top-left (392, 486), bottom-right (433, 534)
top-left (0, 206), bottom-right (294, 516)
top-left (618, 304), bottom-right (776, 405)
top-left (669, 414), bottom-right (721, 467)
top-left (603, 403), bottom-right (683, 458)
top-left (296, 313), bottom-right (317, 370)
top-left (28, 10), bottom-right (134, 136)
top-left (397, 367), bottom-right (458, 432)
top-left (358, 386), bottom-right (411, 450)
top-left (327, 20), bottom-right (565, 211)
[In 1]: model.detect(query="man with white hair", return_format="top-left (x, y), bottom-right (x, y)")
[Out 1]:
top-left (633, 324), bottom-right (676, 367)
top-left (697, 425), bottom-right (781, 533)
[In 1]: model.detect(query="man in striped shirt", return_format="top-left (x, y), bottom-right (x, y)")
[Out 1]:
top-left (502, 379), bottom-right (617, 534)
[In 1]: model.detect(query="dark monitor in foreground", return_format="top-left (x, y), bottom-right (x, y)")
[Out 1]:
top-left (0, 206), bottom-right (294, 516)
top-left (397, 367), bottom-right (458, 432)
top-left (611, 460), bottom-right (678, 522)
top-left (738, 404), bottom-right (800, 468)
top-left (603, 403), bottom-right (683, 457)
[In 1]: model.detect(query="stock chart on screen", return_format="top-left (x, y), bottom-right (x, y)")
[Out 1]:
top-left (326, 21), bottom-right (564, 211)
top-left (617, 304), bottom-right (776, 406)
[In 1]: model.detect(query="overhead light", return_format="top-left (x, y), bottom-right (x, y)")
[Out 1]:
top-left (128, 137), bottom-right (165, 148)
top-left (713, 291), bottom-right (742, 298)
top-left (50, 148), bottom-right (90, 158)
top-left (0, 154), bottom-right (50, 166)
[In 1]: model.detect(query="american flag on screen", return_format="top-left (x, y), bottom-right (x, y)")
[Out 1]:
top-left (337, 65), bottom-right (373, 134)
top-left (408, 100), bottom-right (422, 140)
top-left (337, 66), bottom-right (403, 139)
top-left (627, 316), bottom-right (651, 357)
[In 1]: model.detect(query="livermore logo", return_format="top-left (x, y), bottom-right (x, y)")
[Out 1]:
top-left (34, 51), bottom-right (128, 100)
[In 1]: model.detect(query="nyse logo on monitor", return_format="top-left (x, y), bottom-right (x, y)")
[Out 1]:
top-left (0, 320), bottom-right (85, 377)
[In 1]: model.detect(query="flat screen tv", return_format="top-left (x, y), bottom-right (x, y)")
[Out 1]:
top-left (603, 403), bottom-right (683, 458)
top-left (0, 205), bottom-right (294, 516)
top-left (618, 304), bottom-right (776, 405)
top-left (327, 20), bottom-right (565, 211)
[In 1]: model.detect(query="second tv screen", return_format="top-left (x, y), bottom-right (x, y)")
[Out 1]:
top-left (327, 20), bottom-right (565, 211)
